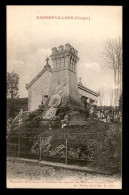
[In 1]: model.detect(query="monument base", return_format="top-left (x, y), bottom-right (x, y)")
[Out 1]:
top-left (39, 120), bottom-right (88, 128)
top-left (69, 110), bottom-right (86, 121)
top-left (39, 109), bottom-right (87, 128)
top-left (68, 120), bottom-right (88, 126)
top-left (39, 121), bottom-right (50, 127)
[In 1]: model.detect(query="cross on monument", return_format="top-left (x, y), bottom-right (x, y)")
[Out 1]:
top-left (46, 57), bottom-right (49, 64)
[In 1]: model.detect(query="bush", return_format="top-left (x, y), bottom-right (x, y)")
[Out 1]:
top-left (93, 127), bottom-right (121, 173)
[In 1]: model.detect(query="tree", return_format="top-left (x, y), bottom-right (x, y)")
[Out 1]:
top-left (7, 71), bottom-right (19, 99)
top-left (102, 38), bottom-right (122, 107)
top-left (7, 72), bottom-right (20, 118)
top-left (119, 93), bottom-right (122, 112)
top-left (109, 89), bottom-right (115, 107)
top-left (98, 89), bottom-right (107, 107)
top-left (97, 89), bottom-right (113, 122)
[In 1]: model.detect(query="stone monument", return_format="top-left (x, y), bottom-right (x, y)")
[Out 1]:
top-left (42, 43), bottom-right (86, 124)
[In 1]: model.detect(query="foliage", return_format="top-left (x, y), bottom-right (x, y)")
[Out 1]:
top-left (93, 105), bottom-right (121, 123)
top-left (7, 71), bottom-right (19, 99)
top-left (7, 71), bottom-right (20, 118)
top-left (103, 38), bottom-right (122, 71)
top-left (7, 119), bottom-right (121, 174)
top-left (7, 118), bottom-right (14, 134)
top-left (94, 125), bottom-right (121, 173)
top-left (119, 93), bottom-right (122, 112)
top-left (7, 101), bottom-right (16, 119)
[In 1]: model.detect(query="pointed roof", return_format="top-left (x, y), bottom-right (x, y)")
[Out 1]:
top-left (26, 58), bottom-right (52, 90)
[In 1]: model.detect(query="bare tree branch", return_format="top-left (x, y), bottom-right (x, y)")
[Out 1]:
top-left (102, 38), bottom-right (122, 106)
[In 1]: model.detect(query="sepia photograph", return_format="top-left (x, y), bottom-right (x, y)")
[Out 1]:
top-left (6, 5), bottom-right (122, 189)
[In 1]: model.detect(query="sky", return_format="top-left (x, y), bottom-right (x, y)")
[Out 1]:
top-left (7, 6), bottom-right (122, 105)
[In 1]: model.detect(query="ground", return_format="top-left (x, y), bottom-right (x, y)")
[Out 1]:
top-left (7, 160), bottom-right (121, 182)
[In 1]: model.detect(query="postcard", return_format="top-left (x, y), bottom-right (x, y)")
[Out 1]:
top-left (7, 5), bottom-right (122, 189)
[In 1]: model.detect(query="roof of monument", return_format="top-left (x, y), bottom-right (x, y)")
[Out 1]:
top-left (78, 84), bottom-right (99, 97)
top-left (26, 64), bottom-right (52, 90)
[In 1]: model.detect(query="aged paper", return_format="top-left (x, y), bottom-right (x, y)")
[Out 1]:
top-left (7, 5), bottom-right (122, 189)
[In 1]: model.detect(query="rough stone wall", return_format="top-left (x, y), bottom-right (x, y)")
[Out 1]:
top-left (28, 71), bottom-right (52, 111)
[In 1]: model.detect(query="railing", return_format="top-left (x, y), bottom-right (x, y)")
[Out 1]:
top-left (7, 131), bottom-right (101, 166)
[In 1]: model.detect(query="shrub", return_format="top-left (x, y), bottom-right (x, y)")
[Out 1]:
top-left (93, 127), bottom-right (121, 173)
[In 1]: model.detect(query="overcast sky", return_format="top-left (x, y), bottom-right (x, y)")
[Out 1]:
top-left (7, 6), bottom-right (122, 105)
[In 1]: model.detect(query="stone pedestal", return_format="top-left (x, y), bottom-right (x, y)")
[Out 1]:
top-left (68, 120), bottom-right (88, 126)
top-left (69, 110), bottom-right (85, 121)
